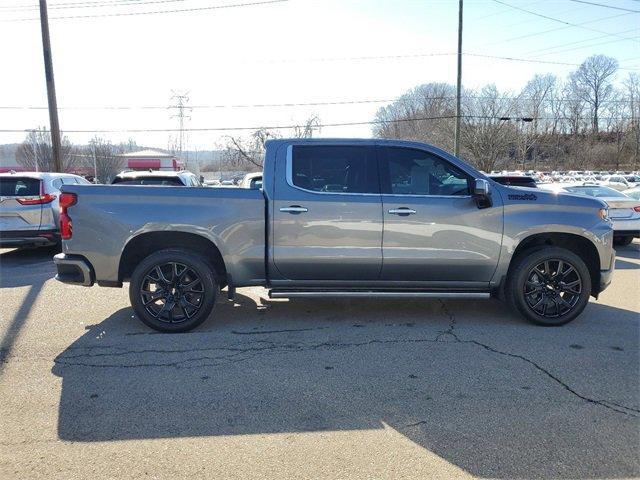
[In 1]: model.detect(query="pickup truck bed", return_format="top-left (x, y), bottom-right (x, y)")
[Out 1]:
top-left (58, 185), bottom-right (265, 287)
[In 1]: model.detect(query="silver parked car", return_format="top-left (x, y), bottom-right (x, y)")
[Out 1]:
top-left (623, 186), bottom-right (640, 201)
top-left (0, 171), bottom-right (92, 248)
top-left (541, 183), bottom-right (639, 246)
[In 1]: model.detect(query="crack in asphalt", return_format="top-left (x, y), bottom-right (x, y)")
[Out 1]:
top-left (432, 304), bottom-right (638, 419)
top-left (435, 300), bottom-right (457, 342)
top-left (463, 338), bottom-right (637, 417)
top-left (231, 327), bottom-right (329, 335)
top-left (53, 337), bottom-right (443, 369)
top-left (48, 311), bottom-right (639, 418)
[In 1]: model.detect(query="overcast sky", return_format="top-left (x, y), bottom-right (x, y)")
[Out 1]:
top-left (0, 0), bottom-right (638, 149)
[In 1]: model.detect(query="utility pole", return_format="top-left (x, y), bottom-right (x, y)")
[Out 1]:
top-left (169, 91), bottom-right (191, 169)
top-left (453, 0), bottom-right (463, 157)
top-left (39, 0), bottom-right (62, 172)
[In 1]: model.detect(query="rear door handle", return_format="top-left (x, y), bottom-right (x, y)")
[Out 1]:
top-left (388, 207), bottom-right (417, 215)
top-left (280, 206), bottom-right (308, 213)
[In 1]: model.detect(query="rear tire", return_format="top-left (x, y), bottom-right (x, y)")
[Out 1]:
top-left (614, 236), bottom-right (634, 246)
top-left (129, 249), bottom-right (217, 333)
top-left (506, 247), bottom-right (591, 326)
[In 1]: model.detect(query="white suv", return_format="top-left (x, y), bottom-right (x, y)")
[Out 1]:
top-left (0, 171), bottom-right (91, 248)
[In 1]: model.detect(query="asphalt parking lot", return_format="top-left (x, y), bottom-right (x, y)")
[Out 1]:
top-left (0, 243), bottom-right (638, 479)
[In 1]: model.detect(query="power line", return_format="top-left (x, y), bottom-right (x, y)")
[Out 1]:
top-left (0, 94), bottom-right (633, 111)
top-left (464, 52), bottom-right (639, 70)
top-left (0, 115), bottom-right (633, 134)
top-left (0, 0), bottom-right (185, 11)
top-left (0, 98), bottom-right (399, 110)
top-left (566, 0), bottom-right (640, 13)
top-left (481, 12), bottom-right (634, 47)
top-left (491, 0), bottom-right (639, 42)
top-left (0, 93), bottom-right (631, 110)
top-left (1, 0), bottom-right (288, 21)
top-left (524, 27), bottom-right (639, 56)
top-left (530, 36), bottom-right (635, 58)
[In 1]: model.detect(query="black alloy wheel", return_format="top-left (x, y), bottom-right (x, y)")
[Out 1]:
top-left (523, 259), bottom-right (582, 318)
top-left (506, 246), bottom-right (591, 326)
top-left (130, 249), bottom-right (217, 332)
top-left (140, 262), bottom-right (205, 324)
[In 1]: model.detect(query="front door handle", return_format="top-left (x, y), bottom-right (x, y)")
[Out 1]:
top-left (280, 206), bottom-right (308, 213)
top-left (388, 207), bottom-right (417, 215)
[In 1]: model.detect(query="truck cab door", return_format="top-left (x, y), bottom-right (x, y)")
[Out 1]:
top-left (271, 143), bottom-right (382, 281)
top-left (378, 146), bottom-right (503, 284)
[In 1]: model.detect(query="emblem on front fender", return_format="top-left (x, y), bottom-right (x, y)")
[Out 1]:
top-left (508, 193), bottom-right (537, 201)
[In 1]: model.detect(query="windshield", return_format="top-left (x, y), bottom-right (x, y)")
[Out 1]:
top-left (0, 177), bottom-right (41, 196)
top-left (112, 177), bottom-right (184, 186)
top-left (564, 186), bottom-right (627, 198)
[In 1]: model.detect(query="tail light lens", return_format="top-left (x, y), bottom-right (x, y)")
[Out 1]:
top-left (16, 193), bottom-right (56, 205)
top-left (59, 192), bottom-right (77, 240)
top-left (16, 182), bottom-right (56, 205)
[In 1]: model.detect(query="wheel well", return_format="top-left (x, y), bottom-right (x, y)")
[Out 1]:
top-left (510, 233), bottom-right (601, 295)
top-left (119, 231), bottom-right (227, 283)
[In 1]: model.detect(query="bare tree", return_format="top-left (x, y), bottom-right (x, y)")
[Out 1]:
top-left (374, 83), bottom-right (456, 149)
top-left (460, 85), bottom-right (515, 172)
top-left (625, 72), bottom-right (640, 169)
top-left (563, 79), bottom-right (588, 135)
top-left (222, 128), bottom-right (276, 170)
top-left (569, 55), bottom-right (618, 133)
top-left (222, 115), bottom-right (322, 171)
top-left (15, 128), bottom-right (75, 172)
top-left (86, 137), bottom-right (127, 183)
top-left (293, 114), bottom-right (321, 138)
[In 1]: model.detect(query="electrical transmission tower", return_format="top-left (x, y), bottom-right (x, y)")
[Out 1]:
top-left (169, 90), bottom-right (192, 167)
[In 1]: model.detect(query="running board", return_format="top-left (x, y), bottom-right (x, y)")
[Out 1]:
top-left (268, 290), bottom-right (490, 299)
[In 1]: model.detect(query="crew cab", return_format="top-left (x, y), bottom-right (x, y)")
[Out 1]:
top-left (54, 139), bottom-right (615, 332)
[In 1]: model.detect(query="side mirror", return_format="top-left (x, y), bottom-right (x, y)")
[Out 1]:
top-left (473, 178), bottom-right (492, 208)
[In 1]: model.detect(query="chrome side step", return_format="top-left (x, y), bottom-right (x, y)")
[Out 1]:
top-left (268, 291), bottom-right (490, 299)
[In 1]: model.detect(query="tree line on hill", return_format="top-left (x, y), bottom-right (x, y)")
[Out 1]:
top-left (10, 55), bottom-right (638, 177)
top-left (373, 55), bottom-right (639, 172)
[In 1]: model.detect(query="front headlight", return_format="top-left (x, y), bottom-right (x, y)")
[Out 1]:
top-left (598, 208), bottom-right (609, 221)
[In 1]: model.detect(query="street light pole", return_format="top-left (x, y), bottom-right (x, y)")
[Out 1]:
top-left (92, 142), bottom-right (97, 180)
top-left (454, 0), bottom-right (463, 157)
top-left (38, 0), bottom-right (63, 172)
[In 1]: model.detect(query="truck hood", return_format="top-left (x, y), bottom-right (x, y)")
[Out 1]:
top-left (495, 184), bottom-right (608, 210)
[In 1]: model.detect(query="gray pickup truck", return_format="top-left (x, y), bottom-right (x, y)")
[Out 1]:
top-left (54, 139), bottom-right (615, 332)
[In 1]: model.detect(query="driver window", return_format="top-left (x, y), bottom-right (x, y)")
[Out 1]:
top-left (382, 147), bottom-right (471, 196)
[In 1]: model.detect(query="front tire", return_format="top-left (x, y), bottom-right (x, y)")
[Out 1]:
top-left (129, 249), bottom-right (217, 333)
top-left (506, 247), bottom-right (591, 326)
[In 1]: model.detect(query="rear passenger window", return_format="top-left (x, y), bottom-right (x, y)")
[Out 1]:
top-left (381, 147), bottom-right (471, 196)
top-left (0, 178), bottom-right (40, 196)
top-left (291, 145), bottom-right (378, 194)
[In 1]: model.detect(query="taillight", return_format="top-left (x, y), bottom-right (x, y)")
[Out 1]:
top-left (16, 181), bottom-right (56, 205)
top-left (634, 206), bottom-right (640, 213)
top-left (59, 192), bottom-right (77, 240)
top-left (16, 193), bottom-right (56, 205)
